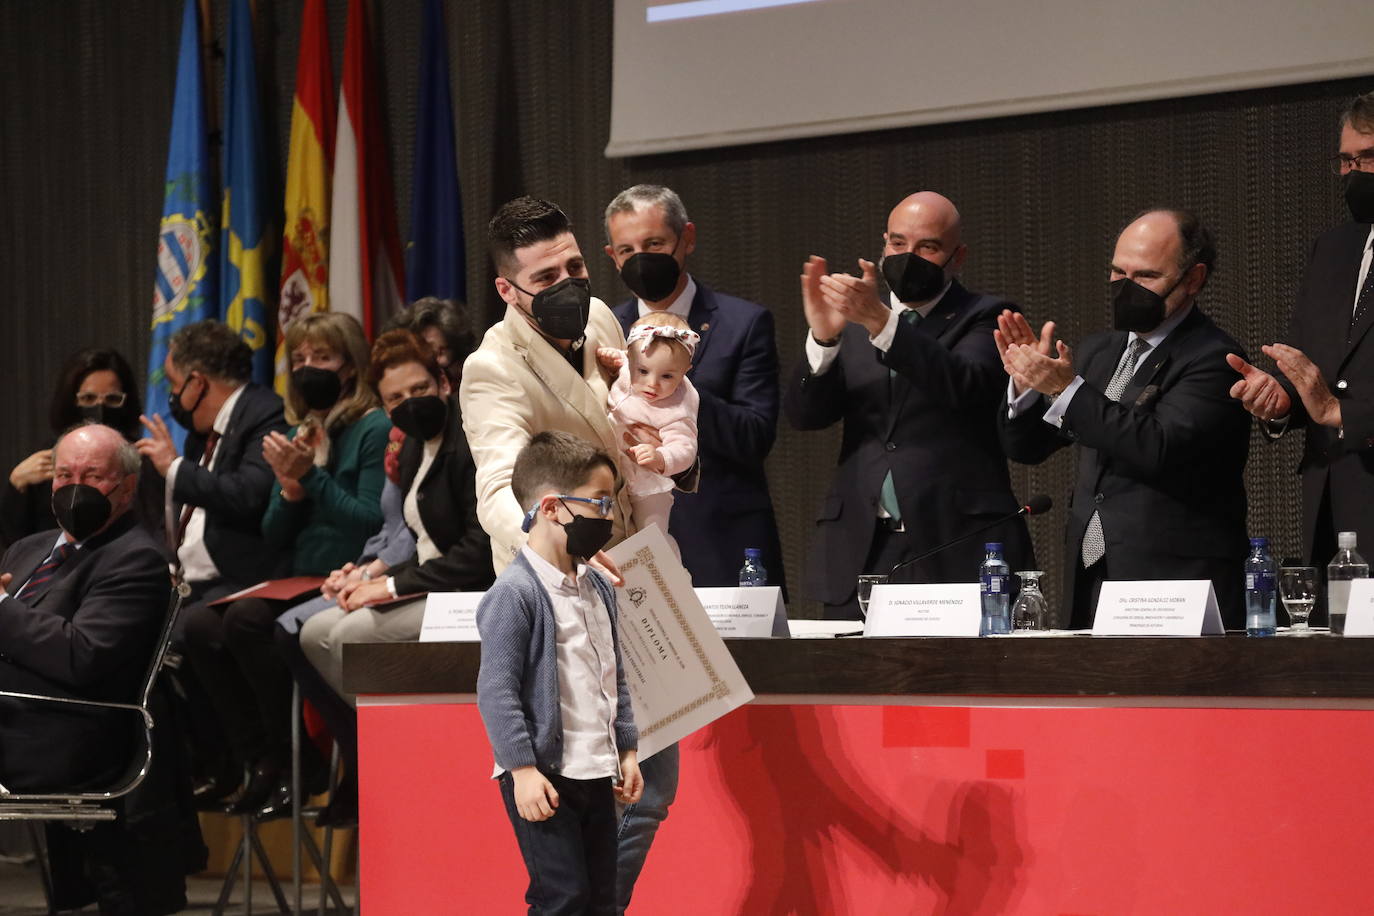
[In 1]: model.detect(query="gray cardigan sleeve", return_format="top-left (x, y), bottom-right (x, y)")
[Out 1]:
top-left (475, 581), bottom-right (538, 771)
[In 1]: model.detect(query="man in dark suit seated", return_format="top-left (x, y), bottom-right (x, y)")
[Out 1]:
top-left (0, 423), bottom-right (185, 914)
top-left (785, 191), bottom-right (1034, 618)
top-left (603, 184), bottom-right (785, 590)
top-left (1229, 90), bottom-right (1374, 601)
top-left (996, 208), bottom-right (1251, 629)
top-left (134, 319), bottom-right (288, 804)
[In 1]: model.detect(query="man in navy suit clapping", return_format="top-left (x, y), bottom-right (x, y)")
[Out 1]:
top-left (603, 184), bottom-right (785, 592)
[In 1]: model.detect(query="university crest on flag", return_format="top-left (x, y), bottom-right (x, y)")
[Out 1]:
top-left (152, 208), bottom-right (213, 324)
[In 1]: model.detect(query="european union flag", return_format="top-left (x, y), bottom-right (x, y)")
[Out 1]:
top-left (406, 0), bottom-right (465, 302)
top-left (145, 0), bottom-right (217, 450)
top-left (221, 0), bottom-right (274, 384)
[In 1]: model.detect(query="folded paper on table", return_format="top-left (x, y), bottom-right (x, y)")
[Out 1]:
top-left (607, 525), bottom-right (754, 759)
top-left (696, 586), bottom-right (789, 637)
top-left (207, 575), bottom-right (326, 607)
top-left (419, 592), bottom-right (483, 642)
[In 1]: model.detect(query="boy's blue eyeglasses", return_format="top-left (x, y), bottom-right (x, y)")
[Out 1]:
top-left (521, 495), bottom-right (615, 532)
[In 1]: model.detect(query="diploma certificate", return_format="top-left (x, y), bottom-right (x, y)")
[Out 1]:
top-left (607, 526), bottom-right (755, 759)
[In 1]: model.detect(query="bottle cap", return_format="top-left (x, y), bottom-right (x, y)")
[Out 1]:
top-left (744, 548), bottom-right (762, 559)
top-left (1249, 537), bottom-right (1268, 548)
top-left (1339, 531), bottom-right (1359, 549)
top-left (985, 542), bottom-right (1003, 552)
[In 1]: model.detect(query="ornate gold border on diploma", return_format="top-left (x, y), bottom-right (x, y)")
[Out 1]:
top-left (621, 545), bottom-right (732, 737)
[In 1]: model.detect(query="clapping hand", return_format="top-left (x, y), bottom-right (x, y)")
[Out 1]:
top-left (801, 256), bottom-right (845, 344)
top-left (1264, 344), bottom-right (1339, 428)
top-left (1226, 353), bottom-right (1293, 422)
top-left (8, 449), bottom-right (53, 491)
top-left (817, 259), bottom-right (889, 337)
top-left (994, 310), bottom-right (1058, 397)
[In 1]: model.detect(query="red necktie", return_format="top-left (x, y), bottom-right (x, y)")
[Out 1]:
top-left (15, 541), bottom-right (77, 601)
top-left (174, 431), bottom-right (220, 549)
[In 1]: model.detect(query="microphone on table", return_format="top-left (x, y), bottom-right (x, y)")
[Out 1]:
top-left (885, 494), bottom-right (1053, 578)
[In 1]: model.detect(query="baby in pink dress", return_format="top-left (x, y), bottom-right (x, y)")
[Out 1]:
top-left (598, 312), bottom-right (700, 560)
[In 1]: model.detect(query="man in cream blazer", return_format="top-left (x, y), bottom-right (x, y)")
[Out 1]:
top-left (458, 199), bottom-right (634, 574)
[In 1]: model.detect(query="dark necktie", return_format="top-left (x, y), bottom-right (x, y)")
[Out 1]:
top-left (15, 541), bottom-right (77, 601)
top-left (172, 430), bottom-right (220, 552)
top-left (1349, 250), bottom-right (1374, 343)
top-left (1081, 337), bottom-right (1150, 567)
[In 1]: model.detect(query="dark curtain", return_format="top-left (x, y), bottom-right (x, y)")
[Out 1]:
top-left (1, 0), bottom-right (1360, 617)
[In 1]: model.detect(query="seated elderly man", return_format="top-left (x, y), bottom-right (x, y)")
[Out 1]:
top-left (0, 422), bottom-right (168, 791)
top-left (0, 423), bottom-right (181, 914)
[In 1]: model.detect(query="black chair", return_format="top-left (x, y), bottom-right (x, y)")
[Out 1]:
top-left (0, 582), bottom-right (186, 905)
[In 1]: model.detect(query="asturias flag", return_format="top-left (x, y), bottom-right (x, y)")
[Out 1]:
top-left (275, 0), bottom-right (335, 394)
top-left (329, 0), bottom-right (405, 336)
top-left (146, 0), bottom-right (217, 450)
top-left (221, 0), bottom-right (274, 384)
top-left (407, 0), bottom-right (466, 303)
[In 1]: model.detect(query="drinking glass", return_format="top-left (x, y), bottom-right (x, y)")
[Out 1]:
top-left (1012, 570), bottom-right (1049, 630)
top-left (856, 574), bottom-right (888, 617)
top-left (1279, 566), bottom-right (1318, 634)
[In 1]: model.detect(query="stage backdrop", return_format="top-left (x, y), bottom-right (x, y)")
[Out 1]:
top-left (0, 0), bottom-right (1365, 620)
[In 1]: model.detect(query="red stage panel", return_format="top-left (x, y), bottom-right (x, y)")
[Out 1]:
top-left (359, 701), bottom-right (1374, 914)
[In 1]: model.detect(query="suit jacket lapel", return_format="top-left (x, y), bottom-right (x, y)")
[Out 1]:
top-left (508, 307), bottom-right (619, 456)
top-left (886, 283), bottom-right (966, 429)
top-left (685, 282), bottom-right (719, 370)
top-left (1339, 228), bottom-right (1374, 368)
top-left (1118, 308), bottom-right (1207, 404)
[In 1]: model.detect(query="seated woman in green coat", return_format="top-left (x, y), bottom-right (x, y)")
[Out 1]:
top-left (182, 312), bottom-right (390, 816)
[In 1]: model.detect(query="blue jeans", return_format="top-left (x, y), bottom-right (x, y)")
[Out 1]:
top-left (500, 770), bottom-right (617, 915)
top-left (615, 743), bottom-right (679, 912)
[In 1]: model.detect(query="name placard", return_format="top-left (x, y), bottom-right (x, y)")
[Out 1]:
top-left (695, 586), bottom-right (789, 638)
top-left (419, 592), bottom-right (484, 642)
top-left (1091, 580), bottom-right (1223, 636)
top-left (863, 583), bottom-right (981, 637)
top-left (1341, 579), bottom-right (1374, 636)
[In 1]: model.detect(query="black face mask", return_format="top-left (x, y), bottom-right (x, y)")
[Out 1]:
top-left (620, 245), bottom-right (682, 303)
top-left (559, 506), bottom-right (614, 560)
top-left (389, 395), bottom-right (447, 441)
top-left (511, 277), bottom-right (592, 341)
top-left (292, 366), bottom-right (344, 411)
top-left (1110, 272), bottom-right (1187, 333)
top-left (79, 403), bottom-right (136, 431)
top-left (1345, 170), bottom-right (1374, 223)
top-left (881, 251), bottom-right (954, 303)
top-left (51, 483), bottom-right (113, 542)
top-left (167, 374), bottom-right (206, 430)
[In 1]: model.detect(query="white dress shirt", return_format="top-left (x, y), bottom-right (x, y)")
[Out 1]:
top-left (521, 545), bottom-right (620, 780)
top-left (170, 384), bottom-right (246, 584)
top-left (634, 273), bottom-right (697, 321)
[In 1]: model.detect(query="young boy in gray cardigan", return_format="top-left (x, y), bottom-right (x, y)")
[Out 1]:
top-left (477, 430), bottom-right (643, 913)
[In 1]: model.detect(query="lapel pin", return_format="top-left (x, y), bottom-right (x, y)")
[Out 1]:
top-left (699, 322), bottom-right (709, 332)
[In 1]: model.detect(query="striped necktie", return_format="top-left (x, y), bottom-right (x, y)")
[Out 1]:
top-left (15, 541), bottom-right (77, 601)
top-left (1081, 337), bottom-right (1150, 567)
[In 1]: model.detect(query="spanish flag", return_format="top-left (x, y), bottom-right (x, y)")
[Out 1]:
top-left (329, 0), bottom-right (405, 336)
top-left (275, 0), bottom-right (335, 394)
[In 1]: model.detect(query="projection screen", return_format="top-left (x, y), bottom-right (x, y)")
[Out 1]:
top-left (607, 0), bottom-right (1374, 156)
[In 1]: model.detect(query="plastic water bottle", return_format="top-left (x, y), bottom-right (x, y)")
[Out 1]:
top-left (1244, 537), bottom-right (1277, 637)
top-left (1327, 531), bottom-right (1369, 636)
top-left (738, 548), bottom-right (767, 587)
top-left (979, 542), bottom-right (1011, 636)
